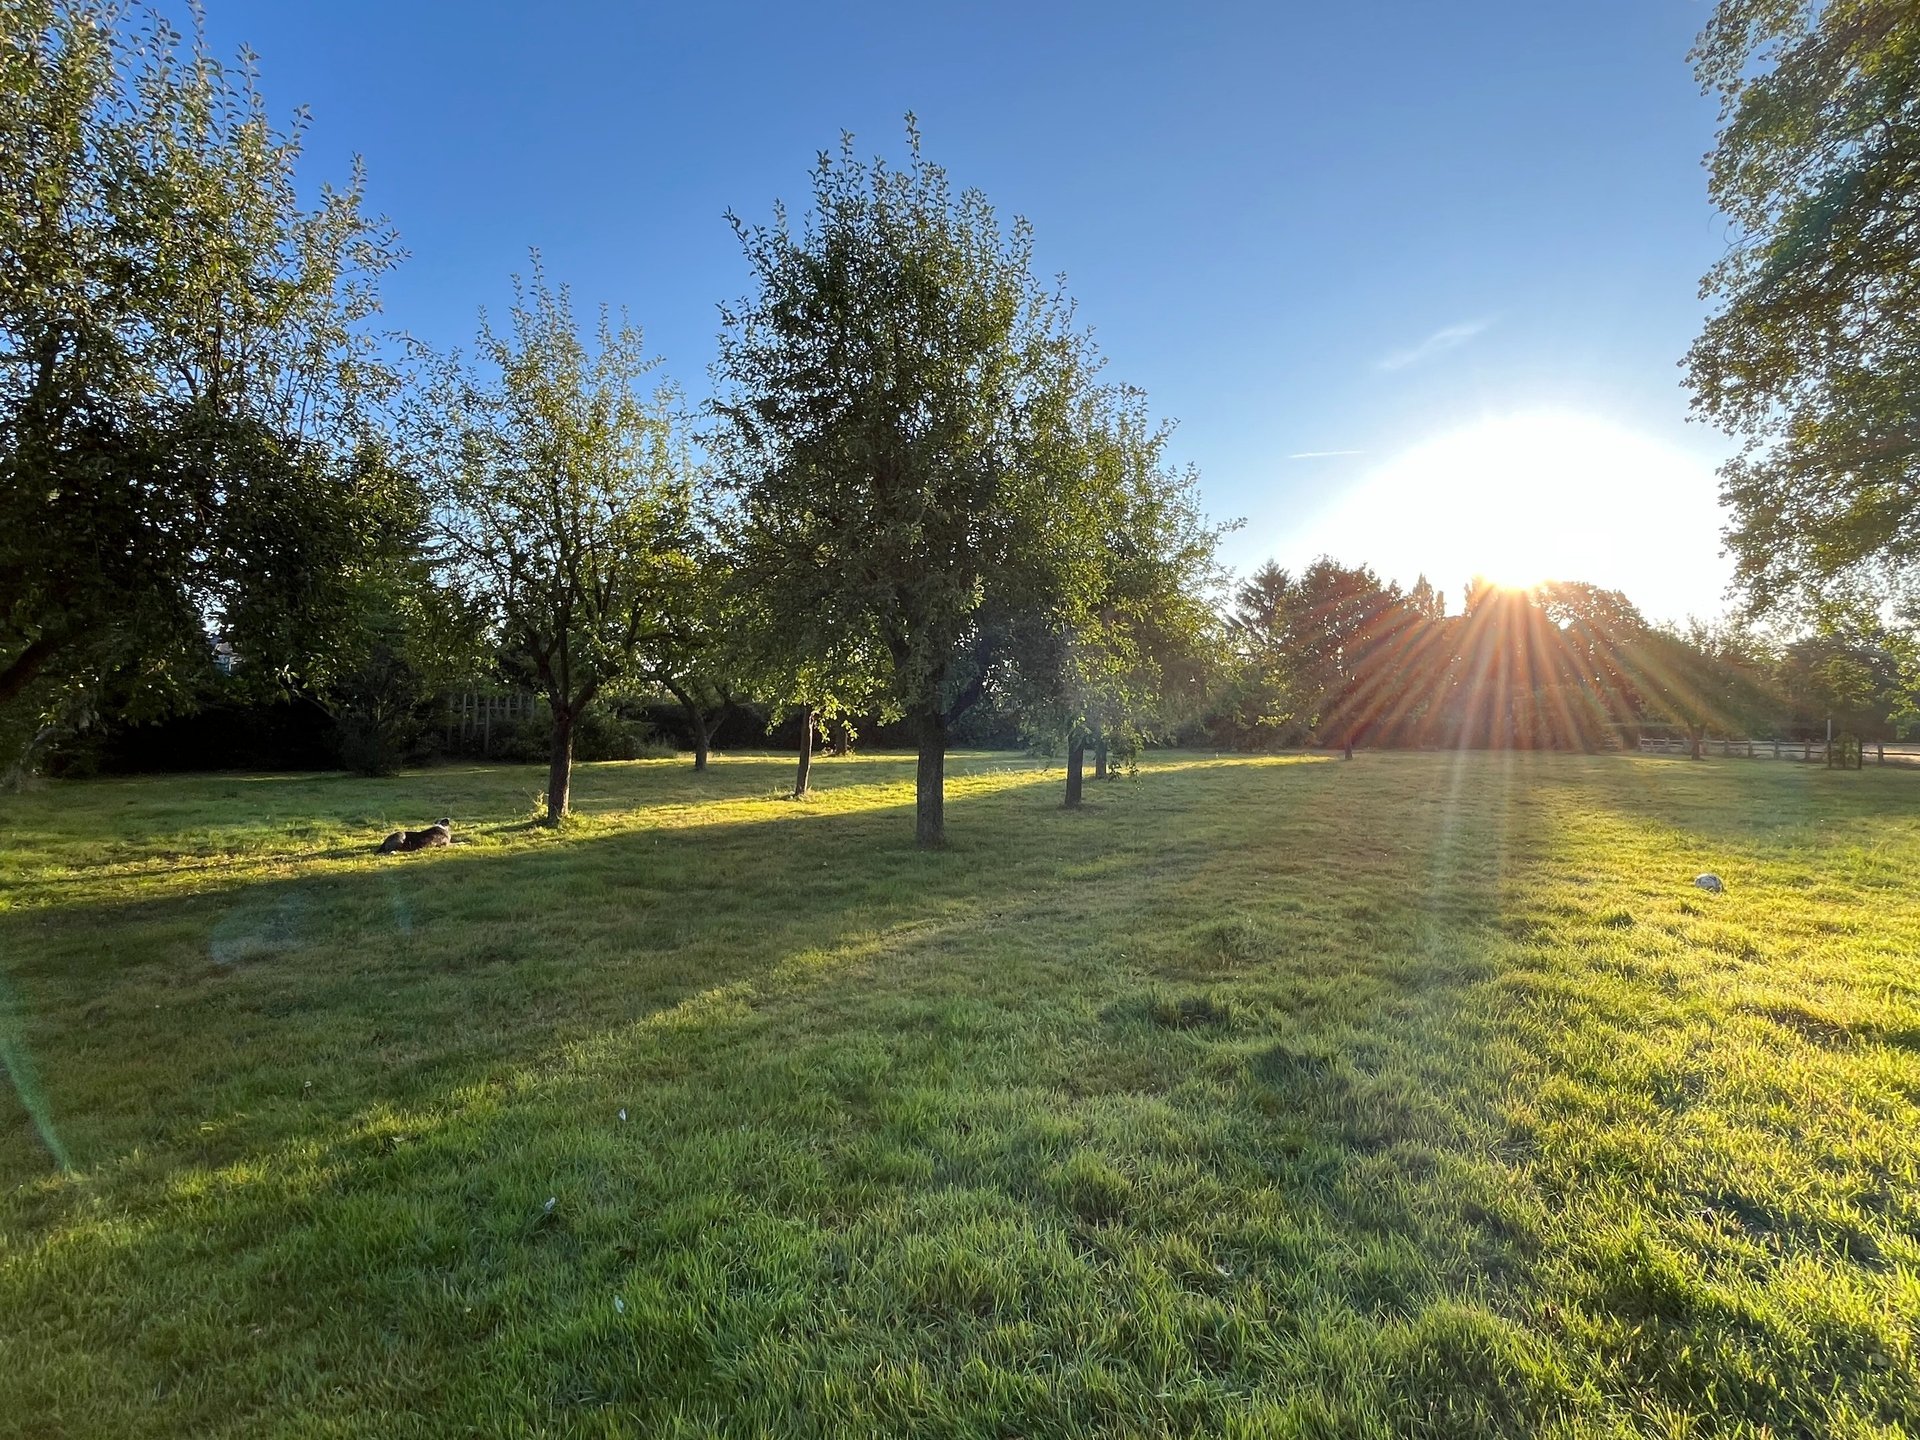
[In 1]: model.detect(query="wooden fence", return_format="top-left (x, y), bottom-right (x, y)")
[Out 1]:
top-left (444, 689), bottom-right (539, 756)
top-left (1637, 735), bottom-right (1920, 766)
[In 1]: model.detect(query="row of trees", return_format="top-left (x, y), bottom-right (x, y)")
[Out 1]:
top-left (0, 4), bottom-right (1223, 844)
top-left (405, 134), bottom-right (1228, 843)
top-left (1214, 561), bottom-right (1916, 759)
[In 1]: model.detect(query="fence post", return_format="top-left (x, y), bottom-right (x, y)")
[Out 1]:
top-left (1746, 739), bottom-right (1753, 758)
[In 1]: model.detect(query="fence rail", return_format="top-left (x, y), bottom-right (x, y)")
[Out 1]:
top-left (1637, 735), bottom-right (1920, 766)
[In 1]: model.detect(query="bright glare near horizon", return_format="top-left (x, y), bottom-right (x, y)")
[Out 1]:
top-left (1284, 413), bottom-right (1732, 623)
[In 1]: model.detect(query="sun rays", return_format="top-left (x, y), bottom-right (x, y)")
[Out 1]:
top-left (1292, 577), bottom-right (1737, 755)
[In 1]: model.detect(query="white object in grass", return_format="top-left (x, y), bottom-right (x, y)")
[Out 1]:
top-left (1694, 873), bottom-right (1724, 893)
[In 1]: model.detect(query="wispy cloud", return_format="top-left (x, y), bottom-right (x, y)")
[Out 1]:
top-left (1377, 318), bottom-right (1492, 372)
top-left (1287, 449), bottom-right (1364, 461)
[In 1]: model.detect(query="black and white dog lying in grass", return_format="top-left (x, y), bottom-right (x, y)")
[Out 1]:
top-left (377, 817), bottom-right (452, 854)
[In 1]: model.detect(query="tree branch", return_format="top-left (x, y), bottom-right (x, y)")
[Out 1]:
top-left (0, 631), bottom-right (69, 708)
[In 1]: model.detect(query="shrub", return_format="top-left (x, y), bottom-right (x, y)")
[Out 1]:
top-left (573, 708), bottom-right (643, 761)
top-left (495, 702), bottom-right (674, 763)
top-left (327, 641), bottom-right (438, 778)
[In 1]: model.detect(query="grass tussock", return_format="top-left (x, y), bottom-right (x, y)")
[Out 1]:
top-left (2, 750), bottom-right (1920, 1436)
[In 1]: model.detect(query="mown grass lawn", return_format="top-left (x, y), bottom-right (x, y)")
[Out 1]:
top-left (2, 750), bottom-right (1918, 1438)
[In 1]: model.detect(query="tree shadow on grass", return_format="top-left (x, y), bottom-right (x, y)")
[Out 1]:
top-left (0, 771), bottom-right (1042, 1178)
top-left (5, 751), bottom-right (1913, 1436)
top-left (0, 754), bottom-right (998, 896)
top-left (4, 756), bottom-right (1489, 1419)
top-left (7, 753), bottom-right (1283, 1190)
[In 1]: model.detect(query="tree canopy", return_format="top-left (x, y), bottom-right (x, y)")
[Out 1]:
top-left (712, 123), bottom-right (1105, 846)
top-left (996, 384), bottom-right (1226, 804)
top-left (418, 269), bottom-right (693, 823)
top-left (0, 0), bottom-right (405, 763)
top-left (1686, 0), bottom-right (1920, 614)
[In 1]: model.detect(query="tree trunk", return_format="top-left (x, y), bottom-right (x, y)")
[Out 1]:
top-left (661, 678), bottom-right (726, 773)
top-left (1093, 733), bottom-right (1109, 780)
top-left (794, 707), bottom-right (815, 797)
top-left (830, 717), bottom-right (853, 756)
top-left (915, 709), bottom-right (946, 849)
top-left (1065, 738), bottom-right (1086, 808)
top-left (1689, 724), bottom-right (1704, 761)
top-left (545, 709), bottom-right (575, 825)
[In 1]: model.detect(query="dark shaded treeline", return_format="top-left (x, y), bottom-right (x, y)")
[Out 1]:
top-left (59, 556), bottom-right (1912, 777)
top-left (50, 694), bottom-right (1026, 777)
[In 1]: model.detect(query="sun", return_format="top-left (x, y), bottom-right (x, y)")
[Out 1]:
top-left (1292, 411), bottom-right (1729, 619)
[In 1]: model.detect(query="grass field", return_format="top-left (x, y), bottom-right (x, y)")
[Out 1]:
top-left (2, 750), bottom-right (1918, 1438)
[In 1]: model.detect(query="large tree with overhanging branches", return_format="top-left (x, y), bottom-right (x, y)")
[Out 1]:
top-left (0, 0), bottom-right (407, 765)
top-left (1686, 0), bottom-right (1920, 615)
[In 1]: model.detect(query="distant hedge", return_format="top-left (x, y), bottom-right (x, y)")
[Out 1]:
top-left (47, 691), bottom-right (1028, 777)
top-left (53, 699), bottom-right (337, 777)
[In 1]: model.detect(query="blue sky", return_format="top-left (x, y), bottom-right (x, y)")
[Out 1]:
top-left (202, 0), bottom-right (1735, 620)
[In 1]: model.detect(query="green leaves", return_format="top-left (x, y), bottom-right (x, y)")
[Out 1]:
top-left (713, 125), bottom-right (1087, 720)
top-left (714, 125), bottom-right (1226, 825)
top-left (414, 264), bottom-right (695, 814)
top-left (1003, 382), bottom-right (1228, 755)
top-left (1686, 0), bottom-right (1920, 614)
top-left (0, 0), bottom-right (403, 753)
